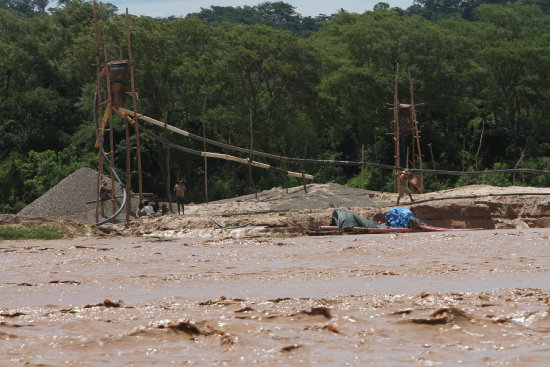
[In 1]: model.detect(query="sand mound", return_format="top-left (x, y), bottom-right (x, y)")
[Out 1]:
top-left (18, 167), bottom-right (125, 223)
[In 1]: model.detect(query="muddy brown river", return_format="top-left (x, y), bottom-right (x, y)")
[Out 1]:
top-left (2, 229), bottom-right (550, 366)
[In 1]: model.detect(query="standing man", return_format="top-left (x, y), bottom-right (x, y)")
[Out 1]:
top-left (173, 179), bottom-right (187, 215)
top-left (396, 169), bottom-right (414, 205)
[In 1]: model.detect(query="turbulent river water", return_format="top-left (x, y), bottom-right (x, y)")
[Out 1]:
top-left (2, 229), bottom-right (550, 366)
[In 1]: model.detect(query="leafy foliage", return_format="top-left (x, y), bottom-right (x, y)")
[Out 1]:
top-left (0, 225), bottom-right (64, 240)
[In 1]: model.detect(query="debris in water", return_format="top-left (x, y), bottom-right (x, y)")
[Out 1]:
top-left (269, 298), bottom-right (290, 303)
top-left (411, 307), bottom-right (468, 325)
top-left (0, 312), bottom-right (26, 318)
top-left (302, 307), bottom-right (332, 319)
top-left (235, 307), bottom-right (255, 313)
top-left (165, 321), bottom-right (202, 336)
top-left (83, 299), bottom-right (122, 308)
top-left (323, 324), bottom-right (340, 334)
top-left (199, 296), bottom-right (229, 306)
top-left (281, 344), bottom-right (302, 352)
top-left (391, 309), bottom-right (413, 315)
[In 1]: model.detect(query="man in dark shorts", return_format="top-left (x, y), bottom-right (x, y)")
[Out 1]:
top-left (396, 169), bottom-right (414, 205)
top-left (173, 179), bottom-right (187, 215)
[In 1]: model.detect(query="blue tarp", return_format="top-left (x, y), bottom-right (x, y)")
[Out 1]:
top-left (385, 207), bottom-right (424, 228)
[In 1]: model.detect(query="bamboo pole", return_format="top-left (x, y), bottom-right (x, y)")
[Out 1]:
top-left (361, 144), bottom-right (365, 190)
top-left (164, 112), bottom-right (173, 213)
top-left (201, 152), bottom-right (314, 180)
top-left (409, 68), bottom-right (423, 192)
top-left (100, 4), bottom-right (121, 220)
top-left (100, 3), bottom-right (115, 218)
top-left (393, 63), bottom-right (400, 193)
top-left (93, 0), bottom-right (102, 222)
top-left (201, 97), bottom-right (208, 204)
top-left (126, 9), bottom-right (143, 209)
top-left (513, 149), bottom-right (525, 186)
top-left (282, 138), bottom-right (288, 194)
top-left (248, 108), bottom-right (257, 200)
top-left (461, 135), bottom-right (466, 187)
top-left (475, 117), bottom-right (485, 185)
top-left (428, 143), bottom-right (439, 191)
top-left (302, 140), bottom-right (308, 193)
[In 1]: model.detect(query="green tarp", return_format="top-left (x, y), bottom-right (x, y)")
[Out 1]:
top-left (329, 208), bottom-right (388, 231)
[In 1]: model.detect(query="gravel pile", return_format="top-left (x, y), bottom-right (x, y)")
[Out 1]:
top-left (18, 167), bottom-right (128, 224)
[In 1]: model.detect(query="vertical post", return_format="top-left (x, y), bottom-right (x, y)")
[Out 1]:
top-left (475, 117), bottom-right (485, 185)
top-left (513, 149), bottom-right (525, 186)
top-left (248, 108), bottom-right (257, 199)
top-left (93, 0), bottom-right (102, 222)
top-left (411, 118), bottom-right (415, 170)
top-left (302, 140), bottom-right (308, 194)
top-left (202, 96), bottom-right (208, 204)
top-left (461, 135), bottom-right (466, 187)
top-left (100, 4), bottom-right (114, 219)
top-left (108, 110), bottom-right (116, 214)
top-left (98, 4), bottom-right (116, 216)
top-left (428, 143), bottom-right (439, 191)
top-left (126, 8), bottom-right (143, 207)
top-left (409, 68), bottom-right (423, 191)
top-left (361, 144), bottom-right (365, 190)
top-left (393, 63), bottom-right (400, 192)
top-left (282, 138), bottom-right (288, 194)
top-left (164, 112), bottom-right (173, 213)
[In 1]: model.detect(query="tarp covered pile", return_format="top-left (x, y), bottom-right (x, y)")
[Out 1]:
top-left (385, 207), bottom-right (424, 228)
top-left (329, 208), bottom-right (388, 231)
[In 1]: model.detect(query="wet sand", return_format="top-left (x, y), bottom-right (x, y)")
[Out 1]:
top-left (2, 229), bottom-right (550, 366)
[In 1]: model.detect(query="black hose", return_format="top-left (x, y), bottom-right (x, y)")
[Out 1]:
top-left (93, 93), bottom-right (128, 226)
top-left (209, 215), bottom-right (249, 229)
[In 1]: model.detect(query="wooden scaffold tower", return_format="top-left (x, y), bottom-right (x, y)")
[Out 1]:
top-left (391, 65), bottom-right (424, 193)
top-left (93, 0), bottom-right (143, 224)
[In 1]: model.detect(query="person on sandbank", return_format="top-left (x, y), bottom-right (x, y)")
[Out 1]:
top-left (396, 169), bottom-right (414, 205)
top-left (173, 179), bottom-right (187, 215)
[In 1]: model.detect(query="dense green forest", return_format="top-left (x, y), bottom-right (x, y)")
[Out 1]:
top-left (1, 0), bottom-right (550, 213)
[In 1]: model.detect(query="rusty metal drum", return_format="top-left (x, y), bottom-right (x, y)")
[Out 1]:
top-left (108, 61), bottom-right (129, 106)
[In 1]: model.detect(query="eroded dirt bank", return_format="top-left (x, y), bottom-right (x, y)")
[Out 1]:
top-left (109, 184), bottom-right (550, 239)
top-left (2, 230), bottom-right (550, 366)
top-left (14, 183), bottom-right (550, 238)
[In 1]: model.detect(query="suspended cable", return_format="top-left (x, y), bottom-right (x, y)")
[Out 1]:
top-left (133, 118), bottom-right (314, 180)
top-left (116, 107), bottom-right (550, 177)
